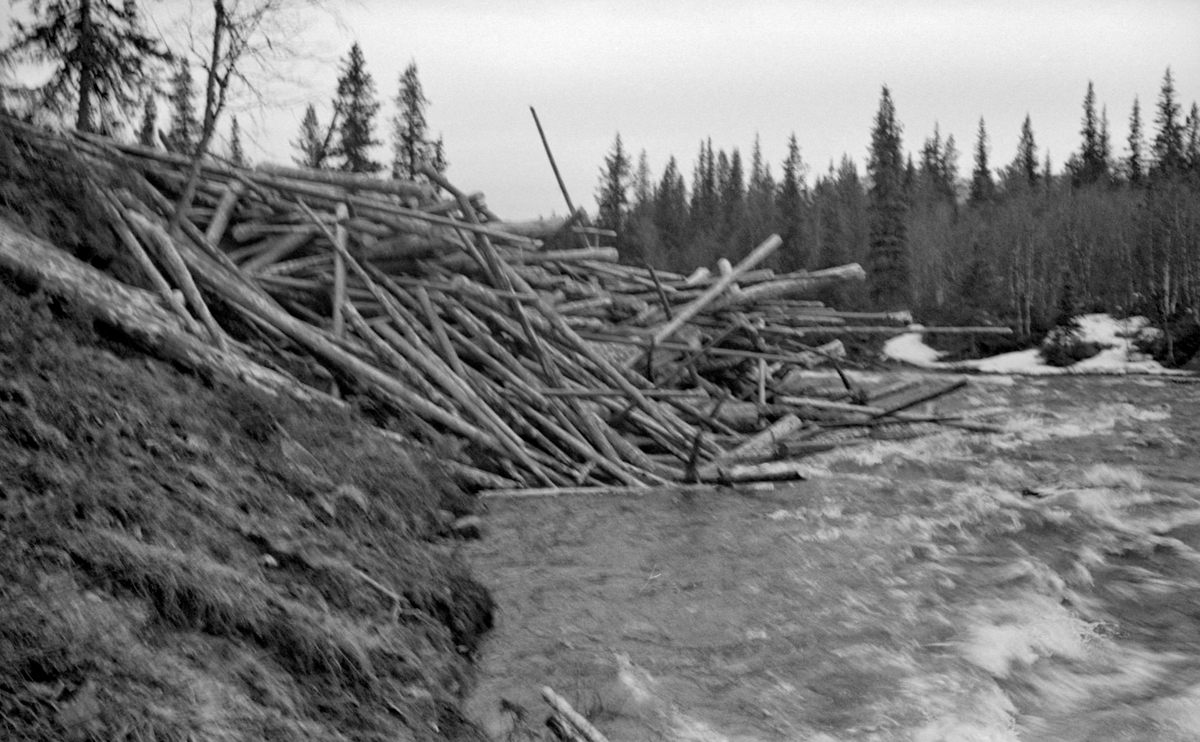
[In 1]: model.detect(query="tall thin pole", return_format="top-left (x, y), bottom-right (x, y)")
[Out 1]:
top-left (530, 106), bottom-right (591, 247)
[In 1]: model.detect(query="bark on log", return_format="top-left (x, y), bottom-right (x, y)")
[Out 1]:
top-left (871, 378), bottom-right (969, 419)
top-left (204, 180), bottom-right (245, 246)
top-left (509, 247), bottom-right (619, 264)
top-left (695, 413), bottom-right (807, 480)
top-left (100, 193), bottom-right (201, 335)
top-left (635, 234), bottom-right (782, 355)
top-left (241, 231), bottom-right (313, 274)
top-left (256, 162), bottom-right (435, 201)
top-left (485, 216), bottom-right (569, 238)
top-left (704, 459), bottom-right (813, 483)
top-left (713, 263), bottom-right (866, 307)
top-left (332, 203), bottom-right (348, 338)
top-left (124, 210), bottom-right (227, 350)
top-left (0, 216), bottom-right (325, 402)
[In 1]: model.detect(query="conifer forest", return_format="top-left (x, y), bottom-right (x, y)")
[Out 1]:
top-left (597, 74), bottom-right (1200, 364)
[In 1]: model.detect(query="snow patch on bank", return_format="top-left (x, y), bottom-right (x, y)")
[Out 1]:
top-left (884, 314), bottom-right (1190, 375)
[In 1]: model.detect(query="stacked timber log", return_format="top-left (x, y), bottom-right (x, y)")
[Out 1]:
top-left (0, 118), bottom-right (1006, 494)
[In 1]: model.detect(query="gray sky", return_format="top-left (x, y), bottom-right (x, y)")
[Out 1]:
top-left (8, 1), bottom-right (1200, 219)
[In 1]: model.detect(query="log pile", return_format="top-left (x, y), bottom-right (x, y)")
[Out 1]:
top-left (0, 118), bottom-right (1002, 493)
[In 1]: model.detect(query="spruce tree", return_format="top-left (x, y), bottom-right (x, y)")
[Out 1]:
top-left (391, 61), bottom-right (430, 181)
top-left (1151, 68), bottom-right (1185, 178)
top-left (720, 147), bottom-right (745, 235)
top-left (746, 134), bottom-right (776, 237)
top-left (333, 42), bottom-right (382, 173)
top-left (292, 103), bottom-right (330, 168)
top-left (654, 156), bottom-right (689, 261)
top-left (836, 155), bottom-right (867, 248)
top-left (1127, 97), bottom-right (1145, 185)
top-left (1185, 102), bottom-right (1200, 174)
top-left (3, 0), bottom-right (172, 132)
top-left (1077, 81), bottom-right (1108, 186)
top-left (429, 134), bottom-right (448, 177)
top-left (1010, 114), bottom-right (1039, 189)
top-left (689, 138), bottom-right (718, 235)
top-left (165, 61), bottom-right (197, 154)
top-left (595, 132), bottom-right (631, 235)
top-left (715, 149), bottom-right (731, 203)
top-left (137, 95), bottom-right (157, 146)
top-left (865, 85), bottom-right (910, 310)
top-left (918, 124), bottom-right (957, 205)
top-left (229, 115), bottom-right (246, 167)
top-left (777, 133), bottom-right (808, 269)
top-left (969, 117), bottom-right (994, 205)
top-left (1099, 105), bottom-right (1112, 174)
top-left (631, 149), bottom-right (654, 208)
top-left (943, 134), bottom-right (960, 202)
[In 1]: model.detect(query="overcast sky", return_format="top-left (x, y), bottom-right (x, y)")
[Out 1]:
top-left (8, 1), bottom-right (1200, 220)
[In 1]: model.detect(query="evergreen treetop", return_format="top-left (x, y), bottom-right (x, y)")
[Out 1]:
top-left (391, 61), bottom-right (432, 181)
top-left (969, 117), bottom-right (994, 205)
top-left (1076, 81), bottom-right (1109, 186)
top-left (632, 149), bottom-right (654, 207)
top-left (777, 133), bottom-right (809, 269)
top-left (165, 61), bottom-right (197, 155)
top-left (690, 138), bottom-right (718, 233)
top-left (720, 147), bottom-right (745, 232)
top-left (1010, 114), bottom-right (1039, 190)
top-left (1185, 102), bottom-right (1200, 174)
top-left (229, 115), bottom-right (246, 167)
top-left (654, 155), bottom-right (689, 257)
top-left (595, 132), bottom-right (631, 234)
top-left (2, 0), bottom-right (172, 132)
top-left (1127, 97), bottom-right (1145, 185)
top-left (333, 42), bottom-right (382, 173)
top-left (866, 85), bottom-right (911, 310)
top-left (1152, 67), bottom-right (1186, 177)
top-left (292, 103), bottom-right (331, 169)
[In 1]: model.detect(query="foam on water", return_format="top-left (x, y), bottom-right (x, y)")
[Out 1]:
top-left (467, 378), bottom-right (1198, 742)
top-left (909, 681), bottom-right (1020, 742)
top-left (960, 595), bottom-right (1095, 678)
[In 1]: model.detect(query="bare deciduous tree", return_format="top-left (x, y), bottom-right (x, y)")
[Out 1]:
top-left (168, 0), bottom-right (331, 232)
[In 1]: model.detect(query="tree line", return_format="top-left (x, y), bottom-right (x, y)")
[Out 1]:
top-left (0, 2), bottom-right (445, 184)
top-left (594, 70), bottom-right (1200, 362)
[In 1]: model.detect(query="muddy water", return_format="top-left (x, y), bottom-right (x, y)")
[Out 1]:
top-left (463, 375), bottom-right (1200, 741)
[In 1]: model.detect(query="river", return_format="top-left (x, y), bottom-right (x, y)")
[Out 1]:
top-left (464, 374), bottom-right (1200, 741)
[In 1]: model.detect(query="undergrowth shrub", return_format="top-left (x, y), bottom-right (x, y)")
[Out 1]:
top-left (1040, 325), bottom-right (1103, 367)
top-left (1134, 315), bottom-right (1200, 367)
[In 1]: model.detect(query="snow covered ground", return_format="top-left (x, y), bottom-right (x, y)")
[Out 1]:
top-left (883, 314), bottom-right (1191, 375)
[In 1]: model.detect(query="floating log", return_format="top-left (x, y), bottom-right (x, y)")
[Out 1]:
top-left (706, 459), bottom-right (813, 483)
top-left (695, 413), bottom-right (807, 481)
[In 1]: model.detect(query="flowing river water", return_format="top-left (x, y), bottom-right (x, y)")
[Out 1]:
top-left (463, 374), bottom-right (1200, 741)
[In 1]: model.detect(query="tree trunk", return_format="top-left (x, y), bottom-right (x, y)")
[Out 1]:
top-left (0, 216), bottom-right (317, 400)
top-left (75, 0), bottom-right (96, 132)
top-left (170, 0), bottom-right (228, 237)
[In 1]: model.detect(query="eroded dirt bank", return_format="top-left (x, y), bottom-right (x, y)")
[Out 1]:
top-left (0, 278), bottom-right (494, 741)
top-left (466, 374), bottom-right (1200, 741)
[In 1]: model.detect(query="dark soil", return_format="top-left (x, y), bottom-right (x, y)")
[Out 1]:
top-left (0, 276), bottom-right (494, 740)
